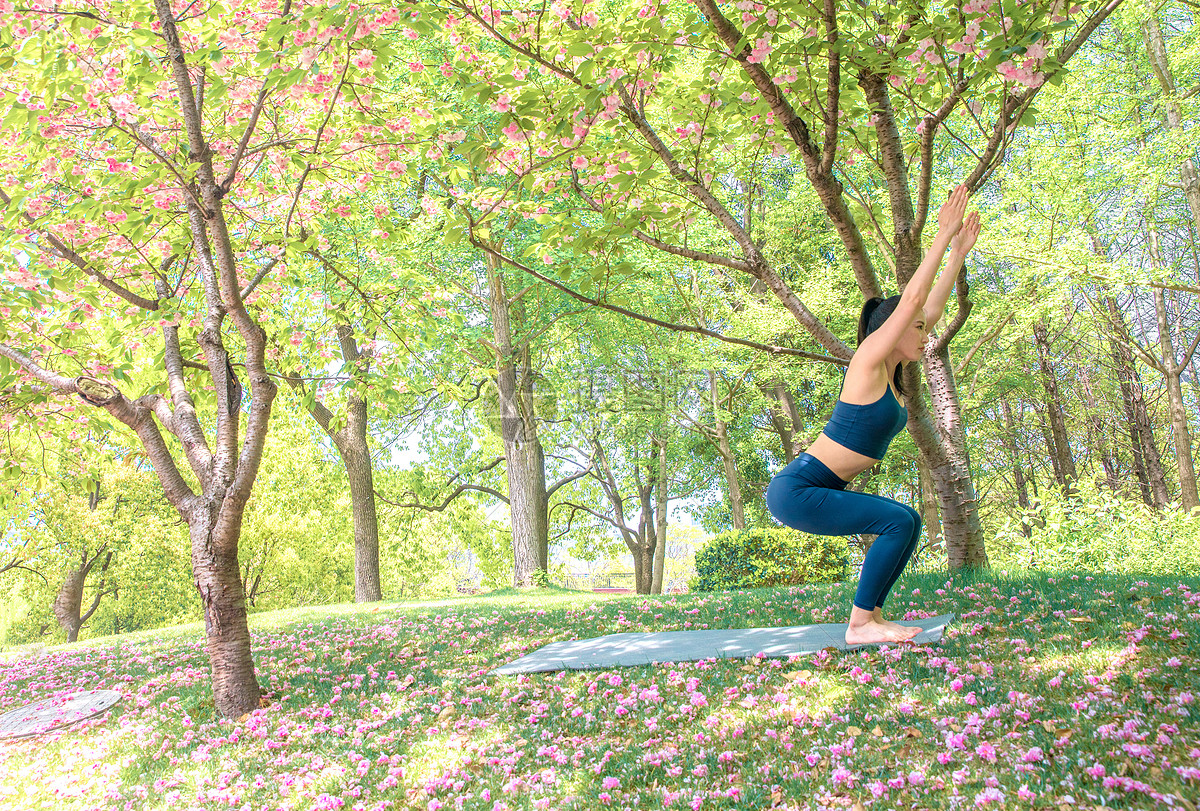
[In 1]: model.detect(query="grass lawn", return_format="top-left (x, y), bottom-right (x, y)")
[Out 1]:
top-left (1, 570), bottom-right (1199, 810)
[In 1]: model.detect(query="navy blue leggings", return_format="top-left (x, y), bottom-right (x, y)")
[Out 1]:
top-left (765, 453), bottom-right (921, 612)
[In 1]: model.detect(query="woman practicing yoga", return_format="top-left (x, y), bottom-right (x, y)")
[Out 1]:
top-left (766, 185), bottom-right (980, 646)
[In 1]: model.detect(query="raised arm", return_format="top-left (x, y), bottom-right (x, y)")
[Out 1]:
top-left (925, 210), bottom-right (980, 328)
top-left (855, 186), bottom-right (969, 366)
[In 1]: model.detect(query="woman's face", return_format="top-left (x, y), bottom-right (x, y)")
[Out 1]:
top-left (899, 313), bottom-right (930, 361)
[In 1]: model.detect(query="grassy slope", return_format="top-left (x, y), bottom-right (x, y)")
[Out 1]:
top-left (1, 570), bottom-right (1199, 810)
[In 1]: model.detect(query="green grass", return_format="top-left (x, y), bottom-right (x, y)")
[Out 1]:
top-left (2, 570), bottom-right (1199, 810)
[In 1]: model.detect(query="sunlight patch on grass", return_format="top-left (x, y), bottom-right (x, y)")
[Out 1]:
top-left (1030, 642), bottom-right (1125, 677)
top-left (787, 674), bottom-right (852, 719)
top-left (406, 726), bottom-right (508, 803)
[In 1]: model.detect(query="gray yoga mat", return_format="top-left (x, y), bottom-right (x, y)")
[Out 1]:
top-left (493, 613), bottom-right (955, 675)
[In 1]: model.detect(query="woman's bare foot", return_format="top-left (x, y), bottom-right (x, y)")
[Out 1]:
top-left (871, 608), bottom-right (912, 635)
top-left (845, 606), bottom-right (922, 646)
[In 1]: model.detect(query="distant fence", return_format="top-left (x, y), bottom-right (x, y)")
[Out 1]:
top-left (564, 571), bottom-right (636, 593)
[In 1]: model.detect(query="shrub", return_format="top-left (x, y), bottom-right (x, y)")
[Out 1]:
top-left (691, 527), bottom-right (849, 592)
top-left (988, 481), bottom-right (1200, 575)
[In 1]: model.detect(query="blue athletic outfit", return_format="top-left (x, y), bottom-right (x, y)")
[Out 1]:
top-left (765, 385), bottom-right (921, 612)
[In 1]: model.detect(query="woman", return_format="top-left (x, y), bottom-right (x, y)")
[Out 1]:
top-left (766, 185), bottom-right (980, 646)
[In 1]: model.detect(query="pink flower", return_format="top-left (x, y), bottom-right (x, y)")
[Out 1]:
top-left (352, 49), bottom-right (376, 70)
top-left (601, 777), bottom-right (620, 790)
top-left (747, 35), bottom-right (772, 63)
top-left (973, 787), bottom-right (1004, 805)
top-left (502, 121), bottom-right (526, 141)
top-left (408, 61), bottom-right (424, 73)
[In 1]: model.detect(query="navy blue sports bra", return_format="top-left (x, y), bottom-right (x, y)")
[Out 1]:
top-left (822, 385), bottom-right (908, 460)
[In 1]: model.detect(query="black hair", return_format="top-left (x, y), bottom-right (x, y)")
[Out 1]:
top-left (857, 294), bottom-right (907, 398)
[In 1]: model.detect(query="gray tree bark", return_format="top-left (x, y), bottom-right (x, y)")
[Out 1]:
top-left (999, 398), bottom-right (1033, 538)
top-left (1142, 13), bottom-right (1200, 232)
top-left (1105, 295), bottom-right (1171, 508)
top-left (296, 323), bottom-right (383, 602)
top-left (1078, 368), bottom-right (1121, 493)
top-left (1152, 286), bottom-right (1200, 509)
top-left (485, 249), bottom-right (549, 585)
top-left (651, 434), bottom-right (669, 594)
top-left (708, 371), bottom-right (746, 530)
top-left (53, 547), bottom-right (113, 644)
top-left (1032, 321), bottom-right (1078, 490)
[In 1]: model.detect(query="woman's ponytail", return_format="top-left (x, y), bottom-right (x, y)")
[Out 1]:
top-left (857, 297), bottom-right (884, 346)
top-left (856, 294), bottom-right (908, 397)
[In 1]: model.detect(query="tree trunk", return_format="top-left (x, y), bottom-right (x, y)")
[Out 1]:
top-left (762, 381), bottom-right (800, 463)
top-left (53, 482), bottom-right (115, 643)
top-left (999, 398), bottom-right (1033, 538)
top-left (337, 398), bottom-right (383, 602)
top-left (1033, 320), bottom-right (1078, 490)
top-left (1142, 13), bottom-right (1200, 233)
top-left (485, 249), bottom-right (549, 585)
top-left (1037, 407), bottom-right (1063, 488)
top-left (636, 458), bottom-right (657, 595)
top-left (1078, 368), bottom-right (1120, 493)
top-left (295, 323), bottom-right (383, 602)
top-left (333, 325), bottom-right (383, 602)
top-left (651, 434), bottom-right (668, 594)
top-left (1153, 286), bottom-right (1200, 509)
top-left (916, 456), bottom-right (943, 556)
top-left (710, 371), bottom-right (746, 530)
top-left (189, 506), bottom-right (262, 717)
top-left (592, 438), bottom-right (656, 594)
top-left (1106, 295), bottom-right (1170, 508)
top-left (53, 556), bottom-right (90, 643)
top-left (634, 541), bottom-right (654, 594)
top-left (911, 348), bottom-right (988, 569)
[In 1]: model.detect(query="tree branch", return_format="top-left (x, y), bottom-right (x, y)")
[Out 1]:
top-left (0, 342), bottom-right (197, 510)
top-left (240, 257), bottom-right (278, 300)
top-left (0, 189), bottom-right (161, 310)
top-left (966, 0), bottom-right (1125, 191)
top-left (470, 237), bottom-right (847, 366)
top-left (546, 465), bottom-right (594, 499)
top-left (377, 483), bottom-right (510, 511)
top-left (932, 267), bottom-right (972, 353)
top-left (571, 175), bottom-right (751, 271)
top-left (820, 0), bottom-right (840, 175)
top-left (221, 0), bottom-right (294, 190)
top-left (954, 311), bottom-right (1014, 376)
top-left (690, 0), bottom-right (881, 297)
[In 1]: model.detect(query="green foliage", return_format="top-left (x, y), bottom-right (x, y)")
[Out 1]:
top-left (990, 482), bottom-right (1200, 575)
top-left (1, 458), bottom-right (193, 646)
top-left (691, 527), bottom-right (848, 592)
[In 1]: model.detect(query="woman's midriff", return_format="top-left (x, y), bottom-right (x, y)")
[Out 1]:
top-left (804, 433), bottom-right (883, 482)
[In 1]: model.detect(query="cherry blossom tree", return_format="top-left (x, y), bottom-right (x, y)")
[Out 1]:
top-left (0, 0), bottom-right (428, 716)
